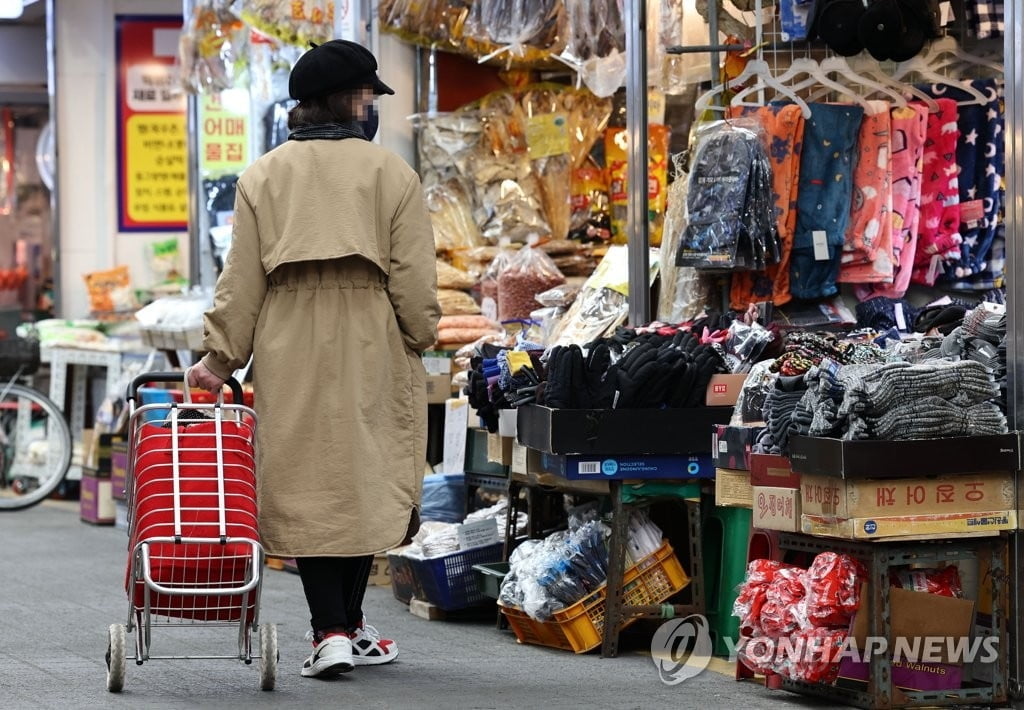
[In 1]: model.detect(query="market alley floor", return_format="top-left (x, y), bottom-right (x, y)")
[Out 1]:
top-left (1, 502), bottom-right (839, 710)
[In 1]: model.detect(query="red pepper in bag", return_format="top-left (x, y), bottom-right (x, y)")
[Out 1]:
top-left (783, 628), bottom-right (848, 684)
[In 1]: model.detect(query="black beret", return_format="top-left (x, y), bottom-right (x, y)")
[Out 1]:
top-left (812, 0), bottom-right (866, 57)
top-left (288, 39), bottom-right (395, 101)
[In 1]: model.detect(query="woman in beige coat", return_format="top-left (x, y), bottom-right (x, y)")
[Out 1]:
top-left (188, 40), bottom-right (440, 679)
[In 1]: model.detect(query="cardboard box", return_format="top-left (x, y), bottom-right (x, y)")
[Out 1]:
top-left (369, 554), bottom-right (391, 587)
top-left (752, 486), bottom-right (801, 532)
top-left (517, 404), bottom-right (731, 456)
top-left (705, 373), bottom-right (748, 407)
top-left (789, 433), bottom-right (1019, 479)
top-left (800, 472), bottom-right (1015, 519)
top-left (511, 441), bottom-right (545, 476)
top-left (422, 352), bottom-right (453, 376)
top-left (425, 374), bottom-right (453, 404)
top-left (498, 409), bottom-right (517, 438)
top-left (712, 425), bottom-right (764, 471)
top-left (801, 511), bottom-right (1017, 540)
top-left (95, 433), bottom-right (126, 477)
top-left (715, 468), bottom-right (753, 508)
top-left (79, 472), bottom-right (115, 525)
top-left (838, 657), bottom-right (964, 692)
top-left (539, 453), bottom-right (715, 481)
top-left (750, 453), bottom-right (799, 489)
top-left (850, 587), bottom-right (975, 665)
top-left (487, 433), bottom-right (514, 466)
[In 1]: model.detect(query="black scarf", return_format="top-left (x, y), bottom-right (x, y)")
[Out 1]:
top-left (288, 122), bottom-right (367, 142)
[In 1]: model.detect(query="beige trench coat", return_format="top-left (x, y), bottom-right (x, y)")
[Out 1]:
top-left (200, 138), bottom-right (440, 558)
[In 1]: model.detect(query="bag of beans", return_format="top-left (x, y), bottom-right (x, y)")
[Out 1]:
top-left (497, 244), bottom-right (565, 322)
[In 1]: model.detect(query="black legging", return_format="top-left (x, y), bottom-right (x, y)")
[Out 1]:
top-left (295, 555), bottom-right (374, 635)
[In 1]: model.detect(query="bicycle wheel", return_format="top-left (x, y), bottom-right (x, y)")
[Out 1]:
top-left (0, 383), bottom-right (72, 511)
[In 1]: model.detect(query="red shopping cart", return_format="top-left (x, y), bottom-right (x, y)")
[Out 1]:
top-left (105, 372), bottom-right (276, 692)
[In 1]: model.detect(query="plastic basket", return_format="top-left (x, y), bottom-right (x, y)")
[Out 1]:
top-left (0, 337), bottom-right (40, 376)
top-left (500, 541), bottom-right (689, 653)
top-left (408, 543), bottom-right (504, 611)
top-left (472, 561), bottom-right (510, 600)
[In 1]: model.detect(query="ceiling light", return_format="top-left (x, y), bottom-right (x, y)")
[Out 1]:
top-left (0, 0), bottom-right (23, 19)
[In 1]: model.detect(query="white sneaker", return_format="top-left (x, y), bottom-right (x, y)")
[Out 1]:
top-left (300, 633), bottom-right (354, 678)
top-left (351, 621), bottom-right (399, 666)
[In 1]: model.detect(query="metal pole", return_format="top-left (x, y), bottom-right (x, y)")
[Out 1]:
top-left (45, 0), bottom-right (60, 315)
top-left (182, 0), bottom-right (207, 289)
top-left (624, 0), bottom-right (650, 326)
top-left (1004, 0), bottom-right (1024, 698)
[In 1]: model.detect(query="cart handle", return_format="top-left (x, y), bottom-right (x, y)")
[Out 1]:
top-left (127, 371), bottom-right (244, 404)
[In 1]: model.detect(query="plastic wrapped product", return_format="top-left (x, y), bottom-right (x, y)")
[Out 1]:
top-left (480, 243), bottom-right (518, 321)
top-left (784, 628), bottom-right (847, 684)
top-left (759, 567), bottom-right (806, 636)
top-left (677, 121), bottom-right (778, 269)
top-left (436, 260), bottom-right (476, 291)
top-left (889, 566), bottom-right (964, 598)
top-left (240, 0), bottom-right (333, 47)
top-left (465, 0), bottom-right (567, 59)
top-left (438, 289), bottom-right (481, 316)
top-left (730, 360), bottom-right (777, 425)
top-left (411, 112), bottom-right (483, 191)
top-left (497, 245), bottom-right (566, 322)
top-left (179, 0), bottom-right (247, 94)
top-left (803, 552), bottom-right (866, 628)
top-left (569, 163), bottom-right (613, 243)
top-left (725, 320), bottom-right (775, 373)
top-left (605, 124), bottom-right (671, 246)
top-left (535, 284), bottom-right (580, 308)
top-left (425, 182), bottom-right (483, 254)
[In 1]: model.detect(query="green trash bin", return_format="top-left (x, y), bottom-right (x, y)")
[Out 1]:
top-left (702, 505), bottom-right (752, 657)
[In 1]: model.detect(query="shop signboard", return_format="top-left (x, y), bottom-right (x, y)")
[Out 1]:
top-left (115, 16), bottom-right (188, 232)
top-left (198, 93), bottom-right (249, 178)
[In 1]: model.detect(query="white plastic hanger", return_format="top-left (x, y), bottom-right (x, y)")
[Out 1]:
top-left (891, 50), bottom-right (990, 106)
top-left (924, 36), bottom-right (1003, 76)
top-left (777, 58), bottom-right (876, 113)
top-left (847, 55), bottom-right (939, 112)
top-left (722, 60), bottom-right (813, 118)
top-left (694, 60), bottom-right (812, 119)
top-left (816, 56), bottom-right (913, 109)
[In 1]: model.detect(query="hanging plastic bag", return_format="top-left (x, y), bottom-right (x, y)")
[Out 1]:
top-left (179, 0), bottom-right (247, 94)
top-left (677, 120), bottom-right (777, 269)
top-left (425, 181), bottom-right (483, 254)
top-left (410, 112), bottom-right (483, 191)
top-left (559, 0), bottom-right (626, 97)
top-left (240, 0), bottom-right (333, 48)
top-left (497, 244), bottom-right (566, 322)
top-left (466, 0), bottom-right (567, 61)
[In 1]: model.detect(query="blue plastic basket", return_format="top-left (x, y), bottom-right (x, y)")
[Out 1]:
top-left (410, 543), bottom-right (504, 611)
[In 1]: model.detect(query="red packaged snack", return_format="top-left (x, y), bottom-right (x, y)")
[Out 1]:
top-left (804, 552), bottom-right (866, 628)
top-left (760, 567), bottom-right (807, 636)
top-left (733, 560), bottom-right (804, 637)
top-left (783, 628), bottom-right (848, 684)
top-left (737, 632), bottom-right (776, 676)
top-left (889, 566), bottom-right (963, 598)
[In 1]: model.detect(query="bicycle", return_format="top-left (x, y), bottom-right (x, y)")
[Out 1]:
top-left (0, 337), bottom-right (73, 511)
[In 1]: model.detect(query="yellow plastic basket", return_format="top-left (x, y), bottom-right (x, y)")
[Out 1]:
top-left (500, 541), bottom-right (689, 653)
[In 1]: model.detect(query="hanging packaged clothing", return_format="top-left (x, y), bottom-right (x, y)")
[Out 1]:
top-left (910, 97), bottom-right (962, 287)
top-left (677, 121), bottom-right (779, 271)
top-left (838, 101), bottom-right (894, 285)
top-left (856, 103), bottom-right (928, 301)
top-left (921, 79), bottom-right (1005, 287)
top-left (728, 104), bottom-right (806, 309)
top-left (789, 103), bottom-right (864, 300)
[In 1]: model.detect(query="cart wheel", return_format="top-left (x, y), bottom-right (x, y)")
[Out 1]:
top-left (259, 623), bottom-right (278, 691)
top-left (106, 624), bottom-right (127, 693)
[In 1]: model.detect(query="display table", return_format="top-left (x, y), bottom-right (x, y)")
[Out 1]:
top-left (509, 404), bottom-right (732, 657)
